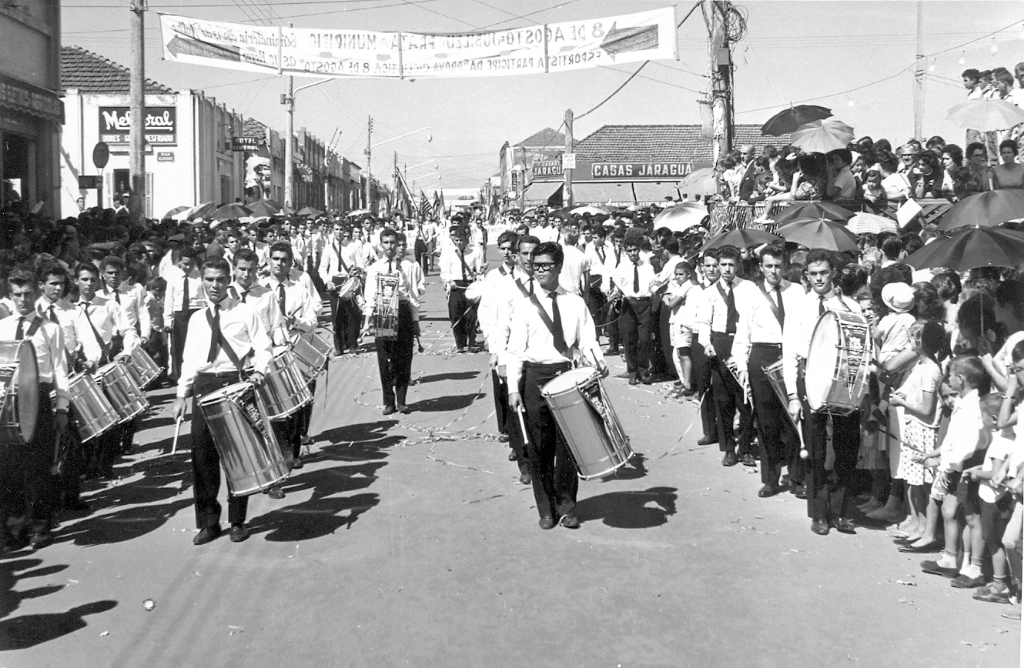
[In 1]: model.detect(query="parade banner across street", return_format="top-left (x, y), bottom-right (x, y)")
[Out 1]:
top-left (159, 7), bottom-right (677, 79)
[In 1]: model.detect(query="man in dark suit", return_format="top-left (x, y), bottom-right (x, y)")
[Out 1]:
top-left (736, 145), bottom-right (758, 202)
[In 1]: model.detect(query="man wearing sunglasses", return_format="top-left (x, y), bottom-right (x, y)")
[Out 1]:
top-left (507, 242), bottom-right (605, 530)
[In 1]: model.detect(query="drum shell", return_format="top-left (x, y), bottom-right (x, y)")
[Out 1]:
top-left (541, 368), bottom-right (633, 480)
top-left (291, 331), bottom-right (331, 380)
top-left (199, 382), bottom-right (289, 496)
top-left (68, 373), bottom-right (118, 442)
top-left (762, 361), bottom-right (789, 408)
top-left (124, 346), bottom-right (161, 389)
top-left (805, 311), bottom-right (872, 415)
top-left (335, 276), bottom-right (360, 301)
top-left (0, 341), bottom-right (38, 446)
top-left (96, 362), bottom-right (148, 423)
top-left (258, 350), bottom-right (313, 420)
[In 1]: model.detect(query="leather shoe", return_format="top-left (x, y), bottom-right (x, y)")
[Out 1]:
top-left (951, 574), bottom-right (986, 589)
top-left (291, 457), bottom-right (304, 470)
top-left (832, 518), bottom-right (856, 534)
top-left (628, 374), bottom-right (640, 386)
top-left (560, 515), bottom-right (580, 529)
top-left (508, 451), bottom-right (518, 461)
top-left (397, 403), bottom-right (411, 414)
top-left (382, 405), bottom-right (397, 416)
top-left (898, 540), bottom-right (942, 554)
top-left (742, 453), bottom-right (757, 467)
top-left (721, 450), bottom-right (738, 467)
top-left (640, 372), bottom-right (653, 385)
top-left (757, 484), bottom-right (779, 498)
top-left (538, 516), bottom-right (556, 530)
top-left (265, 486), bottom-right (285, 500)
top-left (519, 472), bottom-right (532, 485)
top-left (193, 525), bottom-right (222, 545)
top-left (697, 435), bottom-right (718, 446)
top-left (920, 560), bottom-right (959, 578)
top-left (29, 532), bottom-right (53, 549)
top-left (300, 436), bottom-right (314, 446)
top-left (498, 434), bottom-right (510, 443)
top-left (810, 518), bottom-right (830, 536)
top-left (229, 524), bottom-right (249, 543)
top-left (791, 483), bottom-right (808, 499)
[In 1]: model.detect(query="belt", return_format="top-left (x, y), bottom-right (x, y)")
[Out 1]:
top-left (523, 361), bottom-right (572, 371)
top-left (711, 331), bottom-right (735, 338)
top-left (626, 296), bottom-right (651, 302)
top-left (751, 342), bottom-right (782, 348)
top-left (196, 369), bottom-right (242, 378)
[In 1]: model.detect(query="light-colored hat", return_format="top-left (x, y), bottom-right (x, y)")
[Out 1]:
top-left (882, 282), bottom-right (914, 314)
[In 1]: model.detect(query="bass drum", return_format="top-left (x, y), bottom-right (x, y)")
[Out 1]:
top-left (805, 310), bottom-right (872, 415)
top-left (199, 382), bottom-right (289, 496)
top-left (0, 341), bottom-right (38, 446)
top-left (541, 367), bottom-right (633, 480)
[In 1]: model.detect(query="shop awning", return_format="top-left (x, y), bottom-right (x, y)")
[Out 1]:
top-left (572, 182), bottom-right (635, 206)
top-left (632, 182), bottom-right (681, 204)
top-left (523, 180), bottom-right (563, 203)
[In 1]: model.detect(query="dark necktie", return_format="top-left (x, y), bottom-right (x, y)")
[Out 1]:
top-left (725, 281), bottom-right (738, 334)
top-left (181, 276), bottom-right (189, 312)
top-left (113, 289), bottom-right (121, 305)
top-left (207, 305), bottom-right (221, 363)
top-left (240, 289), bottom-right (249, 303)
top-left (549, 291), bottom-right (568, 355)
top-left (528, 278), bottom-right (535, 296)
top-left (459, 251), bottom-right (467, 280)
top-left (775, 284), bottom-right (786, 326)
top-left (632, 262), bottom-right (640, 293)
top-left (15, 317), bottom-right (25, 341)
top-left (388, 260), bottom-right (394, 273)
top-left (47, 305), bottom-right (58, 324)
top-left (277, 283), bottom-right (286, 316)
top-left (818, 295), bottom-right (826, 316)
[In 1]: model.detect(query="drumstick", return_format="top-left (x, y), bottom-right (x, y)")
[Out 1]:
top-left (171, 418), bottom-right (182, 455)
top-left (416, 335), bottom-right (424, 353)
top-left (516, 405), bottom-right (530, 446)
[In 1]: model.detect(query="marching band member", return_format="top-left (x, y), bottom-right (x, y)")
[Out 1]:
top-left (697, 246), bottom-right (754, 467)
top-left (396, 233), bottom-right (425, 333)
top-left (172, 257), bottom-right (273, 545)
top-left (610, 229), bottom-right (656, 385)
top-left (689, 252), bottom-right (721, 447)
top-left (784, 249), bottom-right (863, 536)
top-left (507, 242), bottom-right (605, 530)
top-left (318, 221), bottom-right (364, 356)
top-left (732, 245), bottom-right (804, 498)
top-left (440, 226), bottom-right (485, 353)
top-left (163, 248), bottom-right (204, 381)
top-left (478, 231), bottom-right (521, 445)
top-left (72, 262), bottom-right (140, 480)
top-left (0, 269), bottom-right (70, 550)
top-left (362, 228), bottom-right (416, 416)
top-left (583, 225), bottom-right (609, 326)
top-left (601, 228), bottom-right (626, 353)
top-left (557, 219), bottom-right (591, 298)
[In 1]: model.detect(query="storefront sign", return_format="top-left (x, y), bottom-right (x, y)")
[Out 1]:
top-left (78, 176), bottom-right (101, 189)
top-left (0, 74), bottom-right (64, 123)
top-left (157, 152), bottom-right (175, 162)
top-left (98, 107), bottom-right (177, 145)
top-left (159, 7), bottom-right (676, 79)
top-left (562, 153), bottom-right (577, 170)
top-left (589, 162), bottom-right (691, 180)
top-left (532, 159), bottom-right (562, 178)
top-left (232, 136), bottom-right (260, 151)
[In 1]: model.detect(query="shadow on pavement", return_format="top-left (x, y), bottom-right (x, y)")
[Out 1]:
top-left (55, 498), bottom-right (194, 547)
top-left (576, 486), bottom-right (678, 529)
top-left (0, 558), bottom-right (67, 621)
top-left (410, 392), bottom-right (484, 413)
top-left (0, 600), bottom-right (117, 650)
top-left (415, 371), bottom-right (480, 384)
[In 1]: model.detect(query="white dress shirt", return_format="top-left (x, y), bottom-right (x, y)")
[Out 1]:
top-left (0, 312), bottom-right (70, 411)
top-left (400, 258), bottom-right (426, 309)
top-left (584, 241), bottom-right (608, 278)
top-left (439, 247), bottom-right (486, 284)
top-left (318, 238), bottom-right (364, 286)
top-left (72, 294), bottom-right (140, 365)
top-left (731, 279), bottom-right (802, 371)
top-left (478, 263), bottom-right (517, 345)
top-left (176, 297), bottom-right (273, 398)
top-left (362, 256), bottom-right (414, 316)
top-left (558, 244), bottom-right (591, 296)
top-left (938, 390), bottom-right (989, 473)
top-left (505, 286), bottom-right (601, 391)
top-left (231, 282), bottom-right (283, 345)
top-left (36, 296), bottom-right (78, 355)
top-left (260, 274), bottom-right (317, 335)
top-left (601, 246), bottom-right (626, 294)
top-left (489, 268), bottom-right (538, 366)
top-left (696, 277), bottom-right (750, 347)
top-left (163, 268), bottom-right (205, 328)
top-left (781, 286), bottom-right (862, 397)
top-left (105, 282), bottom-right (151, 340)
top-left (611, 258), bottom-right (658, 299)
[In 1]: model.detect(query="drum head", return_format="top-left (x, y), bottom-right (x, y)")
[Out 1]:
top-left (199, 381), bottom-right (253, 406)
top-left (805, 312), bottom-right (839, 411)
top-left (541, 367), bottom-right (597, 396)
top-left (0, 341), bottom-right (38, 444)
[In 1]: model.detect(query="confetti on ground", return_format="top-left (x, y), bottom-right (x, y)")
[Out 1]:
top-left (144, 599), bottom-right (156, 611)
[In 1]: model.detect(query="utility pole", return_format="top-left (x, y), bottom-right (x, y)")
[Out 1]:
top-left (706, 0), bottom-right (733, 164)
top-left (129, 0), bottom-right (145, 223)
top-left (913, 0), bottom-right (925, 140)
top-left (393, 150), bottom-right (399, 215)
top-left (364, 115), bottom-right (373, 212)
top-left (282, 76), bottom-right (294, 208)
top-left (563, 109), bottom-right (574, 208)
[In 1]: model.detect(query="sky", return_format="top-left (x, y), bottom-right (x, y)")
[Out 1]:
top-left (61, 0), bottom-right (1024, 189)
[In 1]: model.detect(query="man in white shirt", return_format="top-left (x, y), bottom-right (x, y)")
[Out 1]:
top-left (0, 269), bottom-right (70, 550)
top-left (689, 252), bottom-right (720, 447)
top-left (784, 249), bottom-right (863, 536)
top-left (610, 229), bottom-right (657, 385)
top-left (172, 257), bottom-right (273, 546)
top-left (440, 226), bottom-right (486, 353)
top-left (507, 241), bottom-right (605, 530)
top-left (478, 231), bottom-right (519, 446)
top-left (163, 248), bottom-right (204, 381)
top-left (319, 221), bottom-right (365, 356)
top-left (557, 218), bottom-right (591, 298)
top-left (602, 228), bottom-right (627, 352)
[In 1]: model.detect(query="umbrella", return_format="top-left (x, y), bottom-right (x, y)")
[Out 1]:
top-left (678, 167), bottom-right (717, 196)
top-left (936, 190), bottom-right (1024, 231)
top-left (775, 218), bottom-right (859, 253)
top-left (296, 206), bottom-right (324, 217)
top-left (211, 204), bottom-right (249, 221)
top-left (946, 98), bottom-right (1024, 132)
top-left (846, 212), bottom-right (898, 236)
top-left (702, 228), bottom-right (782, 251)
top-left (246, 200), bottom-right (281, 218)
top-left (163, 205), bottom-right (189, 219)
top-left (761, 105), bottom-right (833, 136)
top-left (569, 205), bottom-right (610, 216)
top-left (346, 209), bottom-right (370, 217)
top-left (650, 202), bottom-right (708, 233)
top-left (771, 201), bottom-right (855, 225)
top-left (904, 227), bottom-right (1024, 271)
top-left (791, 119), bottom-right (855, 154)
top-left (174, 201), bottom-right (214, 221)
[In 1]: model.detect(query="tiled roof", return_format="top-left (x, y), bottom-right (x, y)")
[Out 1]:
top-left (60, 46), bottom-right (175, 95)
top-left (574, 124), bottom-right (792, 164)
top-left (516, 127), bottom-right (573, 150)
top-left (243, 118), bottom-right (268, 137)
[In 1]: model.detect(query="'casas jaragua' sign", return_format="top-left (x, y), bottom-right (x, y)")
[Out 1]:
top-left (590, 162), bottom-right (691, 180)
top-left (98, 107), bottom-right (177, 145)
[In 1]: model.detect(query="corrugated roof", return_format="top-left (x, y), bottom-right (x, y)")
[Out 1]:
top-left (60, 45), bottom-right (175, 95)
top-left (574, 124), bottom-right (792, 164)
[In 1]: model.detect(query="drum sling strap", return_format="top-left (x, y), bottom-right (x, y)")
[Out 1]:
top-left (526, 293), bottom-right (571, 358)
top-left (82, 305), bottom-right (122, 365)
top-left (0, 318), bottom-right (42, 417)
top-left (206, 308), bottom-right (246, 374)
top-left (758, 281), bottom-right (784, 327)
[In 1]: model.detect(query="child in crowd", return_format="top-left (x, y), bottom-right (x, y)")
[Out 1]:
top-left (145, 277), bottom-right (167, 381)
top-left (665, 261), bottom-right (696, 396)
top-left (862, 169), bottom-right (886, 206)
top-left (994, 340), bottom-right (1024, 614)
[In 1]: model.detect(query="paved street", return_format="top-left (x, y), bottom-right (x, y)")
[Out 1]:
top-left (1, 256), bottom-right (1019, 668)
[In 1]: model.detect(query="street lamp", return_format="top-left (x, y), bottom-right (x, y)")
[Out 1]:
top-left (281, 77), bottom-right (332, 208)
top-left (365, 122), bottom-right (431, 213)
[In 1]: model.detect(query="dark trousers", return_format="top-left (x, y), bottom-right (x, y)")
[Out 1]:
top-left (523, 363), bottom-right (578, 519)
top-left (376, 301), bottom-right (415, 407)
top-left (748, 344), bottom-right (800, 485)
top-left (191, 372), bottom-right (249, 529)
top-left (655, 304), bottom-right (675, 378)
top-left (56, 423), bottom-right (84, 505)
top-left (799, 375), bottom-right (860, 520)
top-left (0, 385), bottom-right (56, 536)
top-left (709, 332), bottom-right (752, 455)
top-left (415, 239), bottom-right (429, 274)
top-left (588, 279), bottom-right (607, 336)
top-left (447, 285), bottom-right (478, 349)
top-left (296, 378), bottom-right (315, 444)
top-left (171, 308), bottom-right (198, 380)
top-left (331, 294), bottom-right (361, 354)
top-left (691, 340), bottom-right (718, 440)
top-left (619, 298), bottom-right (652, 374)
top-left (491, 368), bottom-right (510, 436)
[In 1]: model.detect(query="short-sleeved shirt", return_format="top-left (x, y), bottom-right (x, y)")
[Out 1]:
top-left (877, 312), bottom-right (915, 364)
top-left (897, 356), bottom-right (943, 427)
top-left (979, 435), bottom-right (1016, 503)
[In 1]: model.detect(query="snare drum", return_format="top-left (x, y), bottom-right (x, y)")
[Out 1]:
top-left (123, 346), bottom-right (161, 389)
top-left (805, 310), bottom-right (872, 415)
top-left (762, 361), bottom-right (789, 409)
top-left (291, 331), bottom-right (332, 379)
top-left (258, 349), bottom-right (313, 420)
top-left (335, 276), bottom-right (360, 301)
top-left (68, 373), bottom-right (118, 442)
top-left (0, 341), bottom-right (38, 446)
top-left (541, 367), bottom-right (633, 480)
top-left (199, 382), bottom-right (289, 496)
top-left (95, 361), bottom-right (148, 423)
